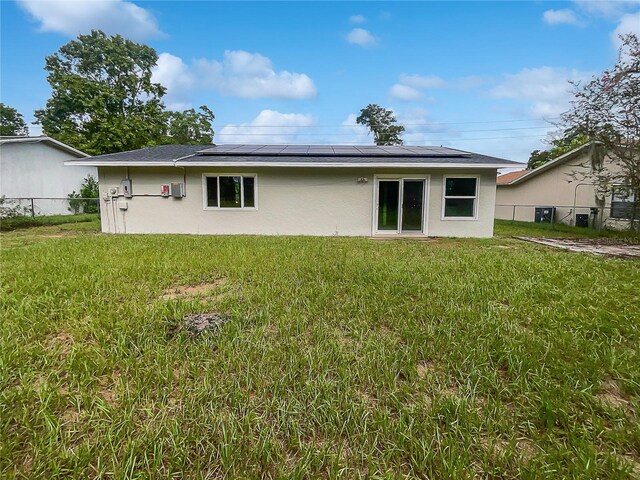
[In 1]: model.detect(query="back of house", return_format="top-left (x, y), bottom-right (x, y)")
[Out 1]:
top-left (66, 144), bottom-right (521, 238)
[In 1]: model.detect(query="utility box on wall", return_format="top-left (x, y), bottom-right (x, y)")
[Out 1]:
top-left (170, 182), bottom-right (184, 198)
top-left (121, 179), bottom-right (132, 198)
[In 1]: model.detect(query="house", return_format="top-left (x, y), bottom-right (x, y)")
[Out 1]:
top-left (0, 136), bottom-right (95, 215)
top-left (495, 143), bottom-right (636, 229)
top-left (65, 144), bottom-right (521, 237)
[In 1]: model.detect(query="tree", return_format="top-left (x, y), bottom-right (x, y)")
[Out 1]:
top-left (67, 174), bottom-right (99, 214)
top-left (0, 103), bottom-right (28, 136)
top-left (527, 134), bottom-right (589, 169)
top-left (35, 30), bottom-right (216, 155)
top-left (160, 106), bottom-right (215, 145)
top-left (356, 104), bottom-right (405, 145)
top-left (560, 33), bottom-right (640, 230)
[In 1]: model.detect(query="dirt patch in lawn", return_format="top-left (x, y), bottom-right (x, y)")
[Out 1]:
top-left (47, 332), bottom-right (73, 357)
top-left (514, 237), bottom-right (640, 259)
top-left (160, 277), bottom-right (227, 300)
top-left (598, 378), bottom-right (632, 413)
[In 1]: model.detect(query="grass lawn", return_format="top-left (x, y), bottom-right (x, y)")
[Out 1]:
top-left (0, 213), bottom-right (100, 232)
top-left (1, 223), bottom-right (639, 478)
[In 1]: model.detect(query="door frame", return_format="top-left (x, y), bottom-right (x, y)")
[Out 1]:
top-left (372, 174), bottom-right (430, 236)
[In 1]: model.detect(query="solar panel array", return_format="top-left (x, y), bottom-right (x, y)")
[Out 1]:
top-left (197, 144), bottom-right (471, 157)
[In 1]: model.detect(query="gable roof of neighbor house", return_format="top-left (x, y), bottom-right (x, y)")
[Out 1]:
top-left (497, 170), bottom-right (530, 185)
top-left (65, 144), bottom-right (522, 168)
top-left (0, 135), bottom-right (89, 158)
top-left (497, 142), bottom-right (595, 186)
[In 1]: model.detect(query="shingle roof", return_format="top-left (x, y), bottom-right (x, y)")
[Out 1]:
top-left (497, 170), bottom-right (529, 185)
top-left (65, 143), bottom-right (523, 168)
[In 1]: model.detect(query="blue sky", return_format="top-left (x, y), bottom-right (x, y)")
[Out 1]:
top-left (1, 1), bottom-right (639, 161)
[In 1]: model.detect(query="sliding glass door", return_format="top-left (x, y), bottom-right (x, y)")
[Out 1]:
top-left (376, 178), bottom-right (427, 234)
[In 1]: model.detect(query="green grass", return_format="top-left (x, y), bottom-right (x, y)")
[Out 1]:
top-left (0, 213), bottom-right (99, 232)
top-left (1, 225), bottom-right (639, 478)
top-left (495, 219), bottom-right (640, 243)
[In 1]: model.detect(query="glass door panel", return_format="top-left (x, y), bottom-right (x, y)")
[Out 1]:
top-left (401, 180), bottom-right (424, 232)
top-left (377, 180), bottom-right (400, 231)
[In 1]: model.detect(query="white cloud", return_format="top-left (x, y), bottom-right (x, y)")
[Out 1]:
top-left (398, 74), bottom-right (446, 89)
top-left (217, 110), bottom-right (315, 144)
top-left (543, 9), bottom-right (582, 26)
top-left (490, 66), bottom-right (592, 118)
top-left (151, 50), bottom-right (317, 106)
top-left (455, 75), bottom-right (492, 90)
top-left (349, 14), bottom-right (366, 24)
top-left (572, 0), bottom-right (640, 19)
top-left (611, 12), bottom-right (640, 48)
top-left (194, 50), bottom-right (317, 99)
top-left (17, 0), bottom-right (162, 40)
top-left (389, 84), bottom-right (425, 101)
top-left (346, 28), bottom-right (377, 47)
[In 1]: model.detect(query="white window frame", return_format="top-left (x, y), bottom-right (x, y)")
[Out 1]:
top-left (441, 175), bottom-right (479, 221)
top-left (202, 173), bottom-right (258, 211)
top-left (372, 174), bottom-right (430, 236)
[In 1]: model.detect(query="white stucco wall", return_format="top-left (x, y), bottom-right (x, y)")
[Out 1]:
top-left (98, 166), bottom-right (498, 237)
top-left (0, 141), bottom-right (96, 215)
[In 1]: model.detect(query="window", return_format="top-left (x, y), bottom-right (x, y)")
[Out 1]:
top-left (204, 175), bottom-right (256, 209)
top-left (610, 185), bottom-right (637, 219)
top-left (443, 176), bottom-right (478, 218)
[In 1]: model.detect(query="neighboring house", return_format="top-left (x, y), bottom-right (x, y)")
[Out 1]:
top-left (495, 143), bottom-right (636, 229)
top-left (0, 136), bottom-right (95, 215)
top-left (66, 144), bottom-right (521, 237)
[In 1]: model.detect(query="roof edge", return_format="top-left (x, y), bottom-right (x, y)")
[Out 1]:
top-left (498, 142), bottom-right (596, 186)
top-left (66, 160), bottom-right (519, 168)
top-left (0, 136), bottom-right (89, 158)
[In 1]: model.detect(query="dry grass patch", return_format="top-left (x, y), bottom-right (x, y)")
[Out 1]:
top-left (159, 277), bottom-right (227, 300)
top-left (598, 378), bottom-right (632, 412)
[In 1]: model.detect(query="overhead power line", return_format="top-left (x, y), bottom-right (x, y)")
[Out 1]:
top-left (216, 134), bottom-right (552, 142)
top-left (219, 117), bottom-right (560, 129)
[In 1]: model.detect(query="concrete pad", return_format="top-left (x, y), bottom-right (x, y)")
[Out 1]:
top-left (514, 237), bottom-right (640, 259)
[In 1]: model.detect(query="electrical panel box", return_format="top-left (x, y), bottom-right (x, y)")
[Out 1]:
top-left (161, 184), bottom-right (170, 197)
top-left (121, 179), bottom-right (132, 198)
top-left (118, 201), bottom-right (128, 211)
top-left (170, 182), bottom-right (184, 198)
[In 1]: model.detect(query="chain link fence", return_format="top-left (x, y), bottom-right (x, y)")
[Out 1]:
top-left (495, 204), bottom-right (638, 231)
top-left (0, 197), bottom-right (100, 219)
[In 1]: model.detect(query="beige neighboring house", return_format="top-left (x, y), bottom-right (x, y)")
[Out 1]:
top-left (0, 136), bottom-right (94, 215)
top-left (495, 143), bottom-right (636, 229)
top-left (65, 144), bottom-right (521, 238)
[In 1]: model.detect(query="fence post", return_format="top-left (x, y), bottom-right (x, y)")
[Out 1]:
top-left (30, 198), bottom-right (35, 218)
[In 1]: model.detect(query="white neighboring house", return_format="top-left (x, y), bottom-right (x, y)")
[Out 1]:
top-left (0, 136), bottom-right (96, 215)
top-left (65, 144), bottom-right (521, 238)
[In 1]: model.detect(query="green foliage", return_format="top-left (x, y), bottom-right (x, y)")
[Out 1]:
top-left (34, 30), bottom-right (216, 154)
top-left (0, 196), bottom-right (30, 219)
top-left (67, 174), bottom-right (100, 214)
top-left (0, 213), bottom-right (98, 232)
top-left (0, 103), bottom-right (28, 136)
top-left (527, 134), bottom-right (590, 169)
top-left (160, 106), bottom-right (215, 145)
top-left (356, 104), bottom-right (405, 145)
top-left (0, 231), bottom-right (639, 477)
